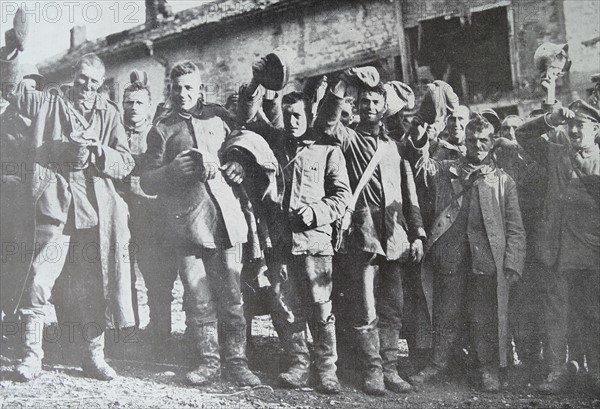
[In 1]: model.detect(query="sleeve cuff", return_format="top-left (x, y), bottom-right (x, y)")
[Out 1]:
top-left (263, 89), bottom-right (279, 101)
top-left (410, 227), bottom-right (427, 243)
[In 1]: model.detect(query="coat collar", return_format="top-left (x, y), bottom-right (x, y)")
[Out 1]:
top-left (286, 129), bottom-right (318, 148)
top-left (124, 118), bottom-right (151, 135)
top-left (449, 157), bottom-right (496, 180)
top-left (175, 100), bottom-right (204, 120)
top-left (352, 121), bottom-right (390, 142)
top-left (62, 85), bottom-right (109, 111)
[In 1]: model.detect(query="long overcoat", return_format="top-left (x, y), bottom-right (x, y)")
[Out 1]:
top-left (4, 81), bottom-right (136, 328)
top-left (407, 142), bottom-right (526, 367)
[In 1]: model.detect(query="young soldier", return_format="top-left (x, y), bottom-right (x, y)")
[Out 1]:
top-left (118, 72), bottom-right (163, 336)
top-left (494, 114), bottom-right (547, 376)
top-left (238, 60), bottom-right (351, 394)
top-left (140, 61), bottom-right (260, 386)
top-left (316, 69), bottom-right (426, 395)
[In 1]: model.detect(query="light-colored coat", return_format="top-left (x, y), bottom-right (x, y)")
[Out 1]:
top-left (6, 83), bottom-right (136, 328)
top-left (407, 140), bottom-right (526, 366)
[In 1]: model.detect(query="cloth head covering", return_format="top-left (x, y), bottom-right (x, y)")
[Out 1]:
top-left (384, 81), bottom-right (415, 116)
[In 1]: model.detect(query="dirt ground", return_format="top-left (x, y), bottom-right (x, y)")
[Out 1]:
top-left (1, 279), bottom-right (599, 409)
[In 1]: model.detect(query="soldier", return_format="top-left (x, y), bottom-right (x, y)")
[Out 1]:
top-left (430, 105), bottom-right (470, 161)
top-left (499, 115), bottom-right (524, 141)
top-left (317, 69), bottom-right (426, 395)
top-left (406, 82), bottom-right (526, 392)
top-left (118, 71), bottom-right (160, 335)
top-left (516, 101), bottom-right (600, 393)
top-left (1, 50), bottom-right (136, 382)
top-left (238, 60), bottom-right (351, 394)
top-left (140, 61), bottom-right (260, 387)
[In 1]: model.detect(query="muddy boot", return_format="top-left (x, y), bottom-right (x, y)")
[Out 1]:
top-left (309, 316), bottom-right (341, 394)
top-left (81, 333), bottom-right (117, 381)
top-left (379, 327), bottom-right (413, 393)
top-left (481, 366), bottom-right (501, 392)
top-left (221, 324), bottom-right (261, 387)
top-left (277, 325), bottom-right (310, 388)
top-left (14, 314), bottom-right (44, 382)
top-left (186, 322), bottom-right (221, 386)
top-left (355, 327), bottom-right (385, 396)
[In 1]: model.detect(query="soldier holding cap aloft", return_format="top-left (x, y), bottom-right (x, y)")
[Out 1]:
top-left (516, 99), bottom-right (600, 393)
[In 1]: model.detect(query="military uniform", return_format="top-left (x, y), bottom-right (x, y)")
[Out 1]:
top-left (140, 101), bottom-right (258, 385)
top-left (516, 105), bottom-right (600, 387)
top-left (405, 132), bottom-right (526, 388)
top-left (317, 90), bottom-right (426, 394)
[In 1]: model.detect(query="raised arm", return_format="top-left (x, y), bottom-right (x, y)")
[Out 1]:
top-left (404, 120), bottom-right (446, 189)
top-left (312, 81), bottom-right (353, 149)
top-left (516, 106), bottom-right (575, 167)
top-left (400, 157), bottom-right (427, 243)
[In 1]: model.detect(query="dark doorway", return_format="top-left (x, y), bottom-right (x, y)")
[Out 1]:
top-left (408, 7), bottom-right (513, 104)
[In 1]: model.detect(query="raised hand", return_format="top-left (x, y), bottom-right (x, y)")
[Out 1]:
top-left (5, 8), bottom-right (29, 53)
top-left (548, 106), bottom-right (575, 126)
top-left (414, 80), bottom-right (459, 125)
top-left (252, 57), bottom-right (268, 83)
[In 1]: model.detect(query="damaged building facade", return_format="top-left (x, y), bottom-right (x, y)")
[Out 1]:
top-left (38, 0), bottom-right (600, 118)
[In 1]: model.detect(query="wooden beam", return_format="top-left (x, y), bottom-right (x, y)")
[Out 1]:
top-left (506, 3), bottom-right (521, 96)
top-left (394, 0), bottom-right (411, 83)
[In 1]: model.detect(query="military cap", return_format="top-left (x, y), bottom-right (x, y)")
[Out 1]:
top-left (568, 99), bottom-right (600, 124)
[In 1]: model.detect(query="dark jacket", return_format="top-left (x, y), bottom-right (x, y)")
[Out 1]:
top-left (516, 115), bottom-right (600, 270)
top-left (314, 91), bottom-right (426, 261)
top-left (140, 102), bottom-right (248, 248)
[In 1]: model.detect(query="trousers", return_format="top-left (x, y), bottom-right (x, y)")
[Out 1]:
top-left (19, 220), bottom-right (106, 332)
top-left (333, 252), bottom-right (404, 331)
top-left (155, 229), bottom-right (246, 334)
top-left (269, 254), bottom-right (333, 332)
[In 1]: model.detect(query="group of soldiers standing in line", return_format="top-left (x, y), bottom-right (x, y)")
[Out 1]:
top-left (0, 19), bottom-right (599, 398)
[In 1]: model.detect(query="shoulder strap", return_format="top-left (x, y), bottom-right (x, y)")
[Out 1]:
top-left (347, 141), bottom-right (386, 211)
